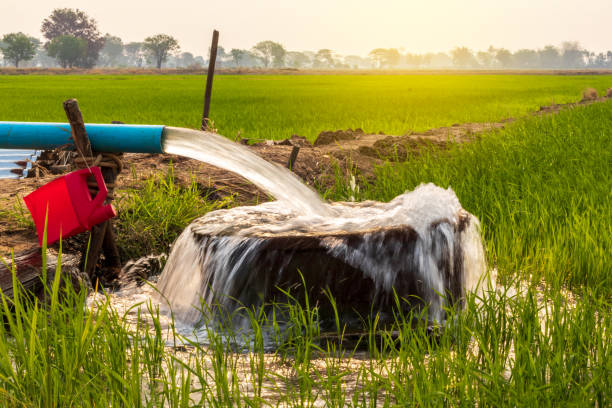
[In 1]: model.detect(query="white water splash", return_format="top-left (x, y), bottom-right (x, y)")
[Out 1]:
top-left (157, 182), bottom-right (487, 328)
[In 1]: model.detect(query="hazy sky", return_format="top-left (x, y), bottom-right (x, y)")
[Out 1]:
top-left (1, 0), bottom-right (610, 56)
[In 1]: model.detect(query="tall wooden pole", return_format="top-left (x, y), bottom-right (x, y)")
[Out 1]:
top-left (63, 99), bottom-right (121, 281)
top-left (201, 30), bottom-right (219, 131)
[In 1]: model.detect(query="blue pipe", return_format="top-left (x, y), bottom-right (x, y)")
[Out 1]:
top-left (0, 122), bottom-right (165, 153)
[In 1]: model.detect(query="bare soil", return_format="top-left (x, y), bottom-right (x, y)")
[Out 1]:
top-left (0, 96), bottom-right (608, 260)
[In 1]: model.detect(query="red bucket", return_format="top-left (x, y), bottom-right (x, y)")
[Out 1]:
top-left (24, 167), bottom-right (116, 246)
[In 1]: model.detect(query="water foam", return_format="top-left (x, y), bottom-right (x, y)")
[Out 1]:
top-left (157, 182), bottom-right (487, 327)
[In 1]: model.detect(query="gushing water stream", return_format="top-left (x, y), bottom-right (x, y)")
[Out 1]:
top-left (104, 128), bottom-right (487, 343)
top-left (163, 127), bottom-right (333, 217)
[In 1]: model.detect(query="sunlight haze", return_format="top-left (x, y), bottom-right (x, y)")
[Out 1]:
top-left (1, 0), bottom-right (610, 56)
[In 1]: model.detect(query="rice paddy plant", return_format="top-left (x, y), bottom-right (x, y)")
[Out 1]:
top-left (1, 74), bottom-right (611, 141)
top-left (115, 166), bottom-right (233, 259)
top-left (0, 76), bottom-right (610, 406)
top-left (327, 101), bottom-right (612, 293)
top-left (0, 246), bottom-right (609, 406)
top-left (0, 195), bottom-right (35, 230)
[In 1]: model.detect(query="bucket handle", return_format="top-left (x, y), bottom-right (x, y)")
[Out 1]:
top-left (88, 167), bottom-right (108, 209)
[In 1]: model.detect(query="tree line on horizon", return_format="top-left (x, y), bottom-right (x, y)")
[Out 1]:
top-left (1, 8), bottom-right (611, 71)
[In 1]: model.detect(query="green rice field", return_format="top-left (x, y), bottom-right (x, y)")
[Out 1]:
top-left (0, 74), bottom-right (611, 139)
top-left (0, 74), bottom-right (610, 406)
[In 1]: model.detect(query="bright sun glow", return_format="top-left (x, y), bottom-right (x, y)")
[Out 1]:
top-left (1, 0), bottom-right (610, 56)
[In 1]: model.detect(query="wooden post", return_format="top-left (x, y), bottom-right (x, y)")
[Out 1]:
top-left (286, 145), bottom-right (300, 170)
top-left (64, 99), bottom-right (92, 158)
top-left (201, 30), bottom-right (219, 131)
top-left (63, 99), bottom-right (120, 281)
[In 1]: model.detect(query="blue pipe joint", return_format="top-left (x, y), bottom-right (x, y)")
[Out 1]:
top-left (0, 122), bottom-right (165, 153)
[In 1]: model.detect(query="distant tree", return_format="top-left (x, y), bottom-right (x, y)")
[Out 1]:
top-left (0, 33), bottom-right (37, 67)
top-left (344, 55), bottom-right (371, 69)
top-left (538, 45), bottom-right (560, 68)
top-left (451, 47), bottom-right (478, 68)
top-left (368, 48), bottom-right (400, 68)
top-left (369, 49), bottom-right (385, 67)
top-left (476, 47), bottom-right (496, 68)
top-left (513, 49), bottom-right (539, 68)
top-left (587, 52), bottom-right (607, 68)
top-left (143, 34), bottom-right (180, 69)
top-left (404, 53), bottom-right (426, 68)
top-left (180, 52), bottom-right (195, 67)
top-left (385, 48), bottom-right (400, 67)
top-left (47, 35), bottom-right (87, 68)
top-left (230, 48), bottom-right (249, 67)
top-left (252, 41), bottom-right (285, 68)
top-left (41, 8), bottom-right (105, 68)
top-left (194, 55), bottom-right (205, 67)
top-left (314, 49), bottom-right (336, 68)
top-left (99, 34), bottom-right (123, 67)
top-left (124, 42), bottom-right (144, 67)
top-left (494, 48), bottom-right (513, 68)
top-left (27, 37), bottom-right (57, 68)
top-left (32, 47), bottom-right (57, 68)
top-left (28, 36), bottom-right (42, 50)
top-left (271, 45), bottom-right (286, 67)
top-left (561, 42), bottom-right (585, 68)
top-left (419, 53), bottom-right (432, 67)
top-left (206, 45), bottom-right (228, 67)
top-left (428, 52), bottom-right (452, 68)
top-left (286, 51), bottom-right (311, 68)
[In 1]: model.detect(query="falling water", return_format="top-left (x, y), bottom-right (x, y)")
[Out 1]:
top-left (162, 127), bottom-right (333, 217)
top-left (95, 127), bottom-right (489, 339)
top-left (156, 127), bottom-right (488, 328)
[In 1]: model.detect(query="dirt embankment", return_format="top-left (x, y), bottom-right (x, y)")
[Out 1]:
top-left (0, 95), bottom-right (609, 257)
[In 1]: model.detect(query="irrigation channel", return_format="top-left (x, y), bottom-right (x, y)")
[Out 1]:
top-left (99, 127), bottom-right (488, 347)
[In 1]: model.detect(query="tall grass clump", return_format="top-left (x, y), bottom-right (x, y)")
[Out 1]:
top-left (328, 101), bottom-right (612, 292)
top-left (0, 195), bottom-right (35, 230)
top-left (115, 167), bottom-right (232, 258)
top-left (0, 248), bottom-right (609, 405)
top-left (0, 249), bottom-right (193, 406)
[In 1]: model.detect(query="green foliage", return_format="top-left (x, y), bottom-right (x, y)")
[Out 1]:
top-left (47, 35), bottom-right (87, 68)
top-left (0, 76), bottom-right (610, 405)
top-left (99, 34), bottom-right (124, 67)
top-left (0, 74), bottom-right (611, 141)
top-left (143, 34), bottom-right (180, 69)
top-left (252, 40), bottom-right (286, 68)
top-left (115, 167), bottom-right (232, 259)
top-left (327, 101), bottom-right (612, 294)
top-left (0, 196), bottom-right (34, 230)
top-left (451, 46), bottom-right (478, 68)
top-left (368, 48), bottom-right (400, 68)
top-left (41, 8), bottom-right (105, 68)
top-left (0, 32), bottom-right (36, 67)
top-left (0, 250), bottom-right (608, 406)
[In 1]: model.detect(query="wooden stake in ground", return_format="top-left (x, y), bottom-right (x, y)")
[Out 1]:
top-left (63, 99), bottom-right (121, 281)
top-left (201, 30), bottom-right (219, 131)
top-left (286, 145), bottom-right (300, 170)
